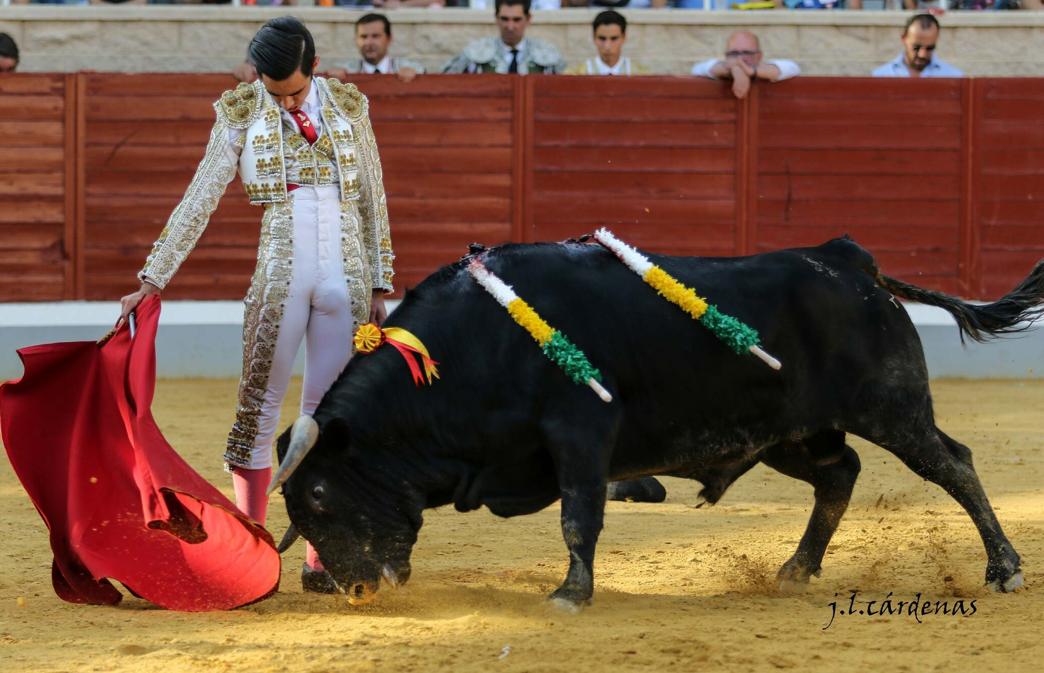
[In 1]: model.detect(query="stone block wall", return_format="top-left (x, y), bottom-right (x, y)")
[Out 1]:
top-left (1, 7), bottom-right (1042, 76)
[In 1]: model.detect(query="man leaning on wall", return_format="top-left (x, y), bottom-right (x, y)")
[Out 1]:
top-left (872, 13), bottom-right (963, 79)
top-left (326, 13), bottom-right (426, 83)
top-left (692, 31), bottom-right (800, 100)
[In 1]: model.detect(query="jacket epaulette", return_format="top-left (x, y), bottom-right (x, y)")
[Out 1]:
top-left (324, 78), bottom-right (368, 121)
top-left (214, 80), bottom-right (265, 129)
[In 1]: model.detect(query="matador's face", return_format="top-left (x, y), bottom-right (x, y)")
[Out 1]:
top-left (261, 57), bottom-right (320, 112)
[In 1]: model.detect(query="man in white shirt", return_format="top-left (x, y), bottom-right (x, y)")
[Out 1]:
top-left (872, 13), bottom-right (964, 79)
top-left (328, 14), bottom-right (426, 83)
top-left (568, 10), bottom-right (647, 77)
top-left (443, 0), bottom-right (567, 75)
top-left (691, 31), bottom-right (800, 100)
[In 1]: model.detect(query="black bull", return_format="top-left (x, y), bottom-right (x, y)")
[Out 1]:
top-left (274, 238), bottom-right (1044, 607)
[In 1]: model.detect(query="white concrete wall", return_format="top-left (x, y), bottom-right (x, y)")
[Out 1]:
top-left (2, 301), bottom-right (1042, 379)
top-left (1, 7), bottom-right (1043, 77)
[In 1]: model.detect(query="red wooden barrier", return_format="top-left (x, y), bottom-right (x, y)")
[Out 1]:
top-left (756, 78), bottom-right (966, 295)
top-left (974, 78), bottom-right (1044, 298)
top-left (1, 74), bottom-right (1042, 303)
top-left (529, 77), bottom-right (738, 257)
top-left (81, 74), bottom-right (254, 300)
top-left (0, 75), bottom-right (76, 300)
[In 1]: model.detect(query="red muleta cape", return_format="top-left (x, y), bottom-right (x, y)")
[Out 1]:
top-left (0, 296), bottom-right (280, 611)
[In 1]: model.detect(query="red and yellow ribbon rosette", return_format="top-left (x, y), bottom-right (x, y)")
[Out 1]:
top-left (353, 323), bottom-right (439, 386)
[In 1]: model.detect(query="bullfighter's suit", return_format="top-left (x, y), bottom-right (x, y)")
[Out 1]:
top-left (138, 77), bottom-right (394, 484)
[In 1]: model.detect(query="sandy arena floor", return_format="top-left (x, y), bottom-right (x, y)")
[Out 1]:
top-left (1, 378), bottom-right (1043, 673)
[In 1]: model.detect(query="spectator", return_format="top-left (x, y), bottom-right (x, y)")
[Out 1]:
top-left (0, 33), bottom-right (18, 73)
top-left (783, 0), bottom-right (845, 7)
top-left (691, 31), bottom-right (800, 100)
top-left (568, 10), bottom-right (646, 76)
top-left (468, 0), bottom-right (561, 7)
top-left (326, 14), bottom-right (425, 83)
top-left (674, 1), bottom-right (778, 8)
top-left (872, 13), bottom-right (963, 78)
top-left (443, 0), bottom-right (567, 75)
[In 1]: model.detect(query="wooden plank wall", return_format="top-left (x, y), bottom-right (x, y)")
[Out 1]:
top-left (529, 77), bottom-right (738, 256)
top-left (357, 75), bottom-right (517, 292)
top-left (1, 74), bottom-right (1042, 303)
top-left (756, 78), bottom-right (966, 295)
top-left (974, 79), bottom-right (1044, 299)
top-left (0, 75), bottom-right (75, 300)
top-left (82, 74), bottom-right (253, 300)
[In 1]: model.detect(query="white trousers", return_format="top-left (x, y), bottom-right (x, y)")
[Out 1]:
top-left (247, 185), bottom-right (353, 469)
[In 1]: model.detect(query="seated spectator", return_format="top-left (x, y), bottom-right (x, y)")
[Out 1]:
top-left (326, 14), bottom-right (425, 83)
top-left (783, 0), bottom-right (845, 7)
top-left (443, 0), bottom-right (566, 75)
top-left (0, 33), bottom-right (18, 73)
top-left (568, 10), bottom-right (646, 76)
top-left (361, 0), bottom-right (446, 6)
top-left (674, 1), bottom-right (779, 8)
top-left (872, 13), bottom-right (963, 78)
top-left (691, 31), bottom-right (800, 100)
top-left (469, 0), bottom-right (561, 7)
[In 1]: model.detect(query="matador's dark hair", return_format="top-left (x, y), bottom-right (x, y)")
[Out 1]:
top-left (248, 16), bottom-right (316, 81)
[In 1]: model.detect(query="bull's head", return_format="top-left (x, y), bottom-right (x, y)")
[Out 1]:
top-left (269, 415), bottom-right (422, 605)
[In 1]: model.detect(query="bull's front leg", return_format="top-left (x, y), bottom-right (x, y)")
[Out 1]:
top-left (550, 471), bottom-right (607, 609)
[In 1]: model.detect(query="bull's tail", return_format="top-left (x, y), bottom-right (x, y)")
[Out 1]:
top-left (876, 260), bottom-right (1044, 343)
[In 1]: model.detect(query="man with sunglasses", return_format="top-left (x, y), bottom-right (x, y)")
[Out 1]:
top-left (691, 31), bottom-right (800, 100)
top-left (872, 13), bottom-right (963, 78)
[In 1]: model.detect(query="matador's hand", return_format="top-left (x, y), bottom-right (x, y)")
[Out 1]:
top-left (119, 282), bottom-right (159, 324)
top-left (370, 291), bottom-right (388, 326)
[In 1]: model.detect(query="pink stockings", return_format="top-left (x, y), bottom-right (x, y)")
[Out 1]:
top-left (232, 466), bottom-right (324, 571)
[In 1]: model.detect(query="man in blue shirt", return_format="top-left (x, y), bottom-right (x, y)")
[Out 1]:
top-left (872, 13), bottom-right (963, 78)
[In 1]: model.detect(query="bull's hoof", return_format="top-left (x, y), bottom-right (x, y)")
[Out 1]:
top-left (986, 559), bottom-right (1023, 593)
top-left (607, 477), bottom-right (667, 504)
top-left (301, 563), bottom-right (339, 594)
top-left (987, 570), bottom-right (1024, 593)
top-left (549, 596), bottom-right (584, 614)
top-left (548, 586), bottom-right (591, 611)
top-left (776, 557), bottom-right (820, 593)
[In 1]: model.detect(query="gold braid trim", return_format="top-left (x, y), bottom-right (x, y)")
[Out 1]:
top-left (215, 80), bottom-right (265, 130)
top-left (324, 78), bottom-right (367, 121)
top-left (353, 109), bottom-right (394, 292)
top-left (224, 201), bottom-right (294, 469)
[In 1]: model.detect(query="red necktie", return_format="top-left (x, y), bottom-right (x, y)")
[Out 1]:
top-left (290, 109), bottom-right (318, 145)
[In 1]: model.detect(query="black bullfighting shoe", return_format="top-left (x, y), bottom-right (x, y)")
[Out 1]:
top-left (301, 563), bottom-right (339, 594)
top-left (606, 477), bottom-right (667, 503)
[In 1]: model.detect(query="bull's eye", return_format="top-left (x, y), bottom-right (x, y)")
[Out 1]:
top-left (312, 484), bottom-right (325, 501)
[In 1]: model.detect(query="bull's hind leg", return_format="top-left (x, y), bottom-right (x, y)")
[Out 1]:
top-left (876, 427), bottom-right (1022, 592)
top-left (760, 431), bottom-right (861, 590)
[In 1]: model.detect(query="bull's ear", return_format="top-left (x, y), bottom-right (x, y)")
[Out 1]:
top-left (275, 427), bottom-right (292, 464)
top-left (321, 417), bottom-right (350, 450)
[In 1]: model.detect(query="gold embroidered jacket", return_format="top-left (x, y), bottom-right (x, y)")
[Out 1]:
top-left (138, 78), bottom-right (395, 300)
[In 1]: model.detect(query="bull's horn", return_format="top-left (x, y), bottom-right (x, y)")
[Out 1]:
top-left (267, 415), bottom-right (319, 495)
top-left (276, 523), bottom-right (301, 553)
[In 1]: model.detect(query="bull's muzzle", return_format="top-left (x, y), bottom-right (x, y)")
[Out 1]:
top-left (344, 580), bottom-right (380, 606)
top-left (267, 415), bottom-right (319, 495)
